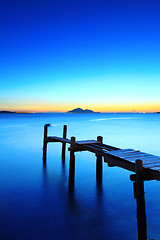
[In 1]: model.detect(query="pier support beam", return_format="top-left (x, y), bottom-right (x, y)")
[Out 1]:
top-left (96, 136), bottom-right (103, 184)
top-left (62, 125), bottom-right (67, 164)
top-left (43, 124), bottom-right (50, 163)
top-left (69, 137), bottom-right (76, 190)
top-left (134, 160), bottom-right (147, 240)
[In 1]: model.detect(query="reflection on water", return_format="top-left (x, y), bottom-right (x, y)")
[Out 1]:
top-left (1, 113), bottom-right (160, 240)
top-left (96, 177), bottom-right (103, 197)
top-left (42, 149), bottom-right (105, 232)
top-left (68, 152), bottom-right (75, 191)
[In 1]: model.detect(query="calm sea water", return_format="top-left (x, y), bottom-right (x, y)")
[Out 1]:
top-left (0, 113), bottom-right (160, 240)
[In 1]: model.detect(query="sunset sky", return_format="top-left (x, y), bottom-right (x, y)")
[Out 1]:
top-left (0, 0), bottom-right (160, 112)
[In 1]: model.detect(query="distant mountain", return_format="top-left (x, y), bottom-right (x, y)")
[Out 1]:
top-left (67, 108), bottom-right (99, 113)
top-left (0, 111), bottom-right (16, 114)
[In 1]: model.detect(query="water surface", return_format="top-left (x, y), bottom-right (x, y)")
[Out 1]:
top-left (0, 113), bottom-right (160, 240)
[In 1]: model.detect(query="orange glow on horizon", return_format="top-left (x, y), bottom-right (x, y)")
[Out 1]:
top-left (0, 101), bottom-right (160, 113)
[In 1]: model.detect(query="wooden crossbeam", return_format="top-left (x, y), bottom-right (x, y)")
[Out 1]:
top-left (94, 143), bottom-right (120, 151)
top-left (104, 155), bottom-right (135, 172)
top-left (47, 137), bottom-right (100, 145)
top-left (75, 140), bottom-right (100, 145)
top-left (47, 136), bottom-right (71, 144)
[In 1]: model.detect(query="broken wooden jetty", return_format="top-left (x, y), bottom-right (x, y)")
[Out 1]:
top-left (43, 124), bottom-right (160, 240)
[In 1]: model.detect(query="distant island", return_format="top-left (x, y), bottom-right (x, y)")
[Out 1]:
top-left (0, 111), bottom-right (16, 114)
top-left (67, 108), bottom-right (100, 113)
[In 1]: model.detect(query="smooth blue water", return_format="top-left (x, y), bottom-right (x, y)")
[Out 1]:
top-left (0, 113), bottom-right (160, 240)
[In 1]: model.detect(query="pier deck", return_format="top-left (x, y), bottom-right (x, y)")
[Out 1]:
top-left (42, 124), bottom-right (160, 240)
top-left (46, 135), bottom-right (160, 181)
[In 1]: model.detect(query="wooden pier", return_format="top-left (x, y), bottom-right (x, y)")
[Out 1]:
top-left (43, 124), bottom-right (160, 240)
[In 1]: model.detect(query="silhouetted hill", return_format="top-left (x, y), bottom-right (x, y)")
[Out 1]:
top-left (67, 108), bottom-right (99, 113)
top-left (0, 111), bottom-right (16, 114)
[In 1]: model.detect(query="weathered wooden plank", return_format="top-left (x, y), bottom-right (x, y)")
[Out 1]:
top-left (121, 153), bottom-right (160, 160)
top-left (107, 154), bottom-right (147, 161)
top-left (151, 168), bottom-right (160, 171)
top-left (126, 155), bottom-right (160, 160)
top-left (109, 151), bottom-right (147, 158)
top-left (146, 167), bottom-right (160, 171)
top-left (110, 153), bottom-right (144, 159)
top-left (128, 152), bottom-right (160, 160)
top-left (109, 149), bottom-right (160, 157)
top-left (126, 157), bottom-right (160, 165)
top-left (142, 156), bottom-right (160, 161)
top-left (110, 153), bottom-right (146, 158)
top-left (109, 151), bottom-right (160, 161)
top-left (122, 156), bottom-right (160, 162)
top-left (106, 148), bottom-right (135, 154)
top-left (143, 161), bottom-right (160, 166)
top-left (149, 165), bottom-right (160, 170)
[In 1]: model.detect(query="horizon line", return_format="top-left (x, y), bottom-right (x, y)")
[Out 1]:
top-left (0, 110), bottom-right (159, 114)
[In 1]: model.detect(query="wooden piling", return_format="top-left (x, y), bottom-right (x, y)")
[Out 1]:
top-left (70, 136), bottom-right (75, 151)
top-left (96, 136), bottom-right (103, 183)
top-left (69, 136), bottom-right (76, 189)
top-left (70, 136), bottom-right (76, 170)
top-left (62, 125), bottom-right (67, 163)
top-left (135, 159), bottom-right (147, 240)
top-left (43, 124), bottom-right (50, 163)
top-left (97, 136), bottom-right (103, 144)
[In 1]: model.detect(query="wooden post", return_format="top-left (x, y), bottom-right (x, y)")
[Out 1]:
top-left (135, 159), bottom-right (147, 240)
top-left (96, 136), bottom-right (103, 184)
top-left (69, 137), bottom-right (76, 190)
top-left (62, 125), bottom-right (67, 164)
top-left (43, 124), bottom-right (50, 163)
top-left (70, 136), bottom-right (76, 151)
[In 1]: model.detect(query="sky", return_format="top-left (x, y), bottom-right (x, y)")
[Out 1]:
top-left (0, 0), bottom-right (160, 112)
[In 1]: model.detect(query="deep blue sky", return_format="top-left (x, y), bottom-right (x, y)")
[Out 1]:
top-left (0, 0), bottom-right (160, 112)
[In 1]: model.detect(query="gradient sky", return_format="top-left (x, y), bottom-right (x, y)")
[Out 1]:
top-left (0, 0), bottom-right (160, 112)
